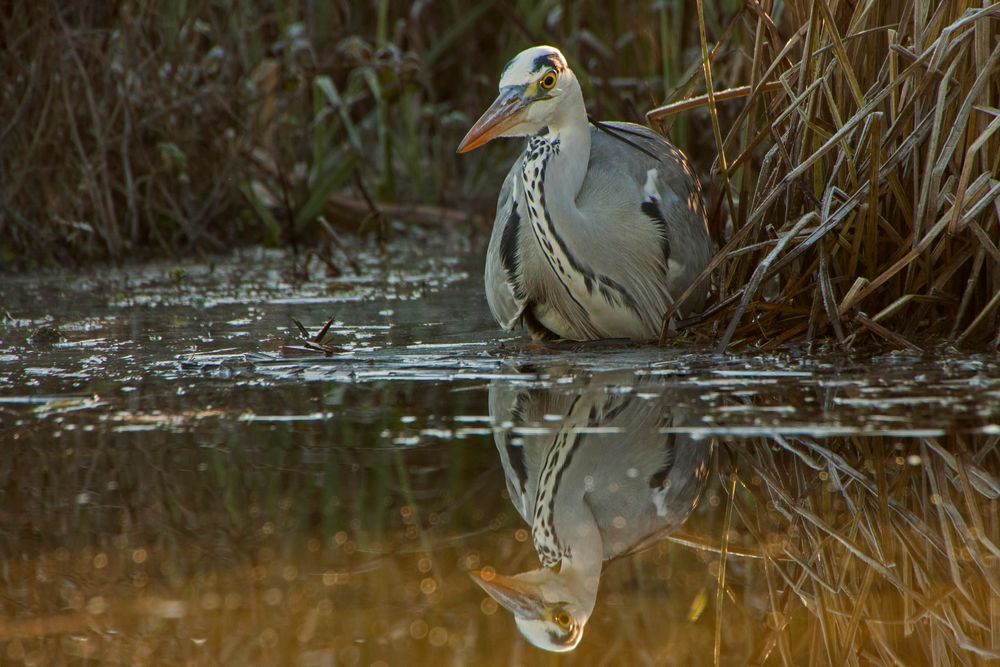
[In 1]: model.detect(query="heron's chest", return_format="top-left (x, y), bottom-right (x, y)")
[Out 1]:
top-left (518, 140), bottom-right (568, 276)
top-left (516, 140), bottom-right (651, 339)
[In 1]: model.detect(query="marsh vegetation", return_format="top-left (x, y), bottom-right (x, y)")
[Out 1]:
top-left (2, 2), bottom-right (997, 348)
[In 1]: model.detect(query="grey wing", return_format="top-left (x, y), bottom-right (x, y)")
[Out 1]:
top-left (633, 125), bottom-right (715, 312)
top-left (576, 380), bottom-right (712, 559)
top-left (484, 162), bottom-right (525, 330)
top-left (585, 122), bottom-right (715, 316)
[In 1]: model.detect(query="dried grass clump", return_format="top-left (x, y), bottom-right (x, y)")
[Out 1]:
top-left (654, 1), bottom-right (1000, 350)
top-left (0, 2), bottom-right (452, 269)
top-left (0, 2), bottom-right (257, 266)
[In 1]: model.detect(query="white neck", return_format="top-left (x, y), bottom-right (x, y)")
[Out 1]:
top-left (517, 90), bottom-right (592, 302)
top-left (520, 86), bottom-right (590, 213)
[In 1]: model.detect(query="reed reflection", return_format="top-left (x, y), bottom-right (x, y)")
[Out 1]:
top-left (474, 370), bottom-right (713, 652)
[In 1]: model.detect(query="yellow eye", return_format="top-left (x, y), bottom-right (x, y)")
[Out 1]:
top-left (540, 71), bottom-right (558, 90)
top-left (554, 610), bottom-right (572, 628)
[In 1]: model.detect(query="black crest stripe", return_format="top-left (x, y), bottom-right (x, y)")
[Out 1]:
top-left (641, 199), bottom-right (672, 266)
top-left (499, 202), bottom-right (526, 300)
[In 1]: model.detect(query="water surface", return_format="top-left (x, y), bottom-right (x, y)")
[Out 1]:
top-left (1, 247), bottom-right (998, 665)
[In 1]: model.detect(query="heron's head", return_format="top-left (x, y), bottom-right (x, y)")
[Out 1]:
top-left (457, 45), bottom-right (582, 154)
top-left (470, 566), bottom-right (594, 652)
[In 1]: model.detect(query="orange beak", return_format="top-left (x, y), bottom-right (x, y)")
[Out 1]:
top-left (469, 569), bottom-right (545, 619)
top-left (457, 86), bottom-right (528, 154)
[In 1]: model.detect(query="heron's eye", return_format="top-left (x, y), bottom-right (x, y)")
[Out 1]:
top-left (539, 71), bottom-right (558, 90)
top-left (554, 610), bottom-right (572, 628)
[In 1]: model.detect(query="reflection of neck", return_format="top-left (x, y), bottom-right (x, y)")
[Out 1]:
top-left (531, 392), bottom-right (604, 615)
top-left (556, 501), bottom-right (603, 617)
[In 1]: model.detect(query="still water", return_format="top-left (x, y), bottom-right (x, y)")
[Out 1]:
top-left (1, 246), bottom-right (998, 666)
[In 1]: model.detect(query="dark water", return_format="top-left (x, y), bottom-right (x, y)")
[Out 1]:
top-left (1, 247), bottom-right (998, 666)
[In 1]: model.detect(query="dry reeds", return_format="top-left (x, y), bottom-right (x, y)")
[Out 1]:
top-left (0, 3), bottom-right (254, 265)
top-left (653, 1), bottom-right (1000, 350)
top-left (0, 2), bottom-right (463, 269)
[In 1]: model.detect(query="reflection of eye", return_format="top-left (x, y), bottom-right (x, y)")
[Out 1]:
top-left (540, 71), bottom-right (558, 90)
top-left (554, 610), bottom-right (572, 628)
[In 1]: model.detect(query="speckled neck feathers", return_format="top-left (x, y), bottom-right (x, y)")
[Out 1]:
top-left (519, 135), bottom-right (577, 316)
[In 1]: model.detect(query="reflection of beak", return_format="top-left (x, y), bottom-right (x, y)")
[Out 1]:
top-left (457, 86), bottom-right (528, 154)
top-left (469, 569), bottom-right (545, 619)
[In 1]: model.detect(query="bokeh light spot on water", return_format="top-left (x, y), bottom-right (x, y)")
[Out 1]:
top-left (419, 578), bottom-right (438, 595)
top-left (409, 620), bottom-right (429, 640)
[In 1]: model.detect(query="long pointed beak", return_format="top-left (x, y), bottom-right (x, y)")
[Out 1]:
top-left (469, 569), bottom-right (545, 619)
top-left (457, 86), bottom-right (528, 154)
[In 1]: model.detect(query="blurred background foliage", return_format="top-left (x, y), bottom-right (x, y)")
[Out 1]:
top-left (0, 0), bottom-right (736, 269)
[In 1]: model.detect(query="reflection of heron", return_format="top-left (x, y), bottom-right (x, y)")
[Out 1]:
top-left (473, 372), bottom-right (712, 652)
top-left (458, 45), bottom-right (713, 341)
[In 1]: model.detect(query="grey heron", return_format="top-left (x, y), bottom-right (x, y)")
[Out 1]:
top-left (472, 371), bottom-right (713, 652)
top-left (458, 46), bottom-right (713, 341)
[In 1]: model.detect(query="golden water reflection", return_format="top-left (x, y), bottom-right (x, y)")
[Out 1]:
top-left (0, 375), bottom-right (997, 665)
